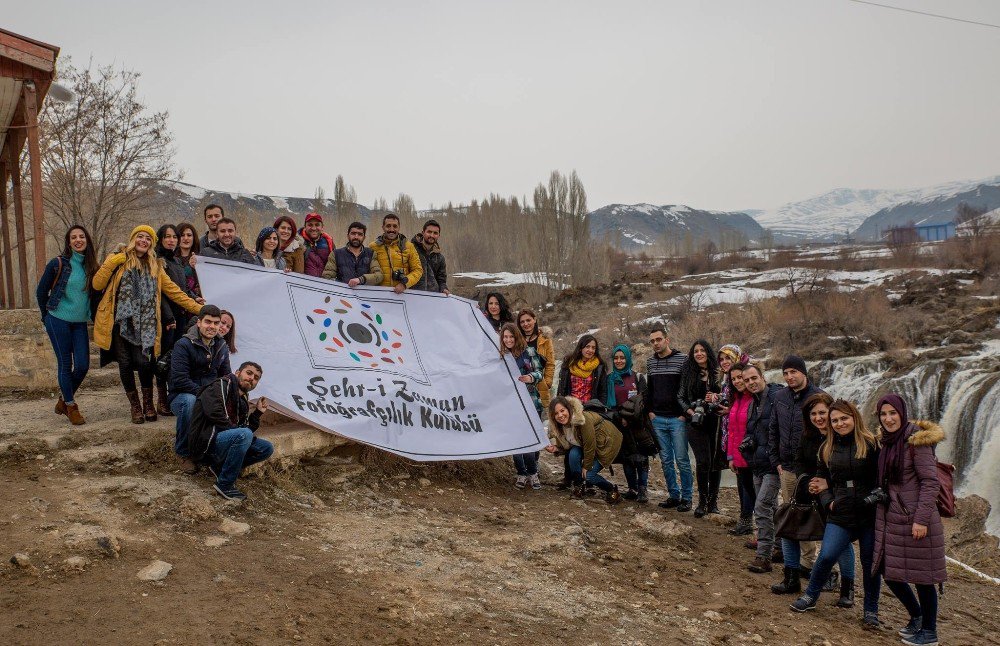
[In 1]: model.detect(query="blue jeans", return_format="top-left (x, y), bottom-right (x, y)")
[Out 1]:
top-left (806, 521), bottom-right (880, 613)
top-left (784, 535), bottom-right (855, 579)
top-left (212, 427), bottom-right (274, 488)
top-left (513, 452), bottom-right (538, 476)
top-left (623, 459), bottom-right (649, 491)
top-left (651, 416), bottom-right (693, 500)
top-left (169, 393), bottom-right (197, 457)
top-left (567, 446), bottom-right (613, 491)
top-left (43, 314), bottom-right (90, 404)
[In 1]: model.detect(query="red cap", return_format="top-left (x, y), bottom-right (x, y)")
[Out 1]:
top-left (304, 212), bottom-right (323, 224)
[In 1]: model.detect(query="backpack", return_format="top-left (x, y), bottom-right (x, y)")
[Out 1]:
top-left (935, 460), bottom-right (956, 518)
top-left (582, 399), bottom-right (618, 426)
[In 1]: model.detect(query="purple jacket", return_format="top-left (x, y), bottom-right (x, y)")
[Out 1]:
top-left (873, 420), bottom-right (947, 585)
top-left (301, 230), bottom-right (334, 277)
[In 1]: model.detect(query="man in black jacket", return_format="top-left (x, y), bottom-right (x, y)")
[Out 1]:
top-left (411, 220), bottom-right (450, 294)
top-left (169, 305), bottom-right (230, 474)
top-left (189, 361), bottom-right (273, 501)
top-left (199, 218), bottom-right (258, 265)
top-left (741, 363), bottom-right (782, 574)
top-left (768, 354), bottom-right (824, 585)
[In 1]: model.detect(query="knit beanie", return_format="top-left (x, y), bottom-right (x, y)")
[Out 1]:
top-left (781, 354), bottom-right (808, 376)
top-left (130, 225), bottom-right (158, 246)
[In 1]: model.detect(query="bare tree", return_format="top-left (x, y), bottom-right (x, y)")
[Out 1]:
top-left (312, 186), bottom-right (326, 214)
top-left (39, 60), bottom-right (179, 255)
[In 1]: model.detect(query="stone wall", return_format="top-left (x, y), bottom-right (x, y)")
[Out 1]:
top-left (0, 309), bottom-right (58, 392)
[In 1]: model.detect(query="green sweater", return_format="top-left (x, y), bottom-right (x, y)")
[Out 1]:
top-left (50, 253), bottom-right (90, 323)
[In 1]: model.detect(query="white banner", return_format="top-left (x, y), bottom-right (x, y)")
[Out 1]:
top-left (197, 258), bottom-right (546, 460)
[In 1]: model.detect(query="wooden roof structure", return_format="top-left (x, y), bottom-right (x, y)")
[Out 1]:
top-left (0, 27), bottom-right (60, 308)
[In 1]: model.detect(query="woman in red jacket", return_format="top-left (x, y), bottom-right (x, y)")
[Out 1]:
top-left (873, 393), bottom-right (946, 646)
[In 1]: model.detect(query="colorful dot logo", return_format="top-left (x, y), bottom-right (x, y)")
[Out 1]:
top-left (305, 297), bottom-right (408, 368)
top-left (290, 285), bottom-right (429, 384)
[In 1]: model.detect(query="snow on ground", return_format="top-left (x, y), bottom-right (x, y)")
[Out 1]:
top-left (271, 196), bottom-right (292, 212)
top-left (640, 267), bottom-right (971, 310)
top-left (167, 181), bottom-right (208, 200)
top-left (453, 272), bottom-right (570, 290)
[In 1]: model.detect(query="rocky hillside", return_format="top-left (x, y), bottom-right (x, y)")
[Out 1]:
top-left (854, 183), bottom-right (1000, 240)
top-left (587, 203), bottom-right (764, 251)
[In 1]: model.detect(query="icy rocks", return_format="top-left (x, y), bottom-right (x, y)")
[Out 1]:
top-left (137, 560), bottom-right (173, 581)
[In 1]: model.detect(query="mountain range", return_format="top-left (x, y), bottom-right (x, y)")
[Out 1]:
top-left (153, 174), bottom-right (1000, 250)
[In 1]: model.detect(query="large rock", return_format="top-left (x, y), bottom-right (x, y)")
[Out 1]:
top-left (179, 494), bottom-right (218, 521)
top-left (137, 560), bottom-right (173, 581)
top-left (219, 518), bottom-right (250, 536)
top-left (631, 513), bottom-right (693, 543)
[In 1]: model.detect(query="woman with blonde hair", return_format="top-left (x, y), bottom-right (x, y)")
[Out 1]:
top-left (791, 399), bottom-right (883, 629)
top-left (93, 225), bottom-right (202, 424)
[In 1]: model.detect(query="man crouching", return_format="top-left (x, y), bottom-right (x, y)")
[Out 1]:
top-left (189, 361), bottom-right (274, 501)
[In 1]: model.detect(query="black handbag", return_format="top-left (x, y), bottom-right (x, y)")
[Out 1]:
top-left (774, 475), bottom-right (826, 541)
top-left (155, 349), bottom-right (172, 381)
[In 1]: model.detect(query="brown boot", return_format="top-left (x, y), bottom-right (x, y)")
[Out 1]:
top-left (177, 456), bottom-right (198, 475)
top-left (142, 387), bottom-right (157, 422)
top-left (55, 396), bottom-right (67, 416)
top-left (126, 390), bottom-right (144, 424)
top-left (156, 383), bottom-right (173, 417)
top-left (65, 403), bottom-right (86, 426)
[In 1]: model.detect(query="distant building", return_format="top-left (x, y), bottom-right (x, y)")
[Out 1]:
top-left (883, 222), bottom-right (955, 245)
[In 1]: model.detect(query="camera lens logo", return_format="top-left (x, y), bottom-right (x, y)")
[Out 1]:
top-left (290, 285), bottom-right (429, 384)
top-left (307, 296), bottom-right (406, 367)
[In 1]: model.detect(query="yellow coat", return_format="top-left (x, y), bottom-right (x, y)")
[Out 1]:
top-left (92, 253), bottom-right (201, 356)
top-left (369, 235), bottom-right (423, 288)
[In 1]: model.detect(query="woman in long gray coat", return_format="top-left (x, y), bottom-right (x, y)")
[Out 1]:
top-left (872, 393), bottom-right (946, 646)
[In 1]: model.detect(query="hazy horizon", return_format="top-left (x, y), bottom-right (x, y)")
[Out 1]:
top-left (7, 0), bottom-right (1000, 212)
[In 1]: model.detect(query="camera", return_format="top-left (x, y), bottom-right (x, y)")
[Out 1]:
top-left (863, 487), bottom-right (889, 506)
top-left (392, 269), bottom-right (406, 284)
top-left (738, 433), bottom-right (756, 457)
top-left (691, 399), bottom-right (722, 425)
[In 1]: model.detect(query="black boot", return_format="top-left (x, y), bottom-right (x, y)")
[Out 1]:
top-left (693, 494), bottom-right (708, 518)
top-left (708, 470), bottom-right (721, 513)
top-left (637, 486), bottom-right (649, 504)
top-left (835, 577), bottom-right (855, 608)
top-left (771, 566), bottom-right (801, 595)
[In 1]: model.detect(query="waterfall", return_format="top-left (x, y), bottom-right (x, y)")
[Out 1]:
top-left (815, 339), bottom-right (1000, 536)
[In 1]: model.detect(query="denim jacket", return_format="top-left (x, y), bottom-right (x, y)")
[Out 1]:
top-left (35, 255), bottom-right (73, 320)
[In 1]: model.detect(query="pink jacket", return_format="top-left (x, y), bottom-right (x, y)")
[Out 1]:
top-left (726, 392), bottom-right (753, 468)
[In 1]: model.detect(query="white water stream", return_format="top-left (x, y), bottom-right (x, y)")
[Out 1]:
top-left (816, 339), bottom-right (1000, 536)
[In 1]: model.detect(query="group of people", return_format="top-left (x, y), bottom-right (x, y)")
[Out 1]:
top-left (37, 212), bottom-right (946, 644)
top-left (36, 207), bottom-right (451, 499)
top-left (495, 320), bottom-right (946, 646)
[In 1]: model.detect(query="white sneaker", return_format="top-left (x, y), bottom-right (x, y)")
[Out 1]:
top-left (515, 475), bottom-right (528, 489)
top-left (529, 474), bottom-right (542, 490)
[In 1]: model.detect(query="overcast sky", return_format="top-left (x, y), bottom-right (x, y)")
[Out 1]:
top-left (8, 1), bottom-right (1000, 211)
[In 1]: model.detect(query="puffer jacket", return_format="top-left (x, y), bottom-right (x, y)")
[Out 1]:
top-left (411, 233), bottom-right (448, 293)
top-left (92, 253), bottom-right (201, 357)
top-left (873, 421), bottom-right (947, 585)
top-left (370, 234), bottom-right (423, 288)
top-left (816, 432), bottom-right (880, 529)
top-left (301, 230), bottom-right (335, 277)
top-left (768, 382), bottom-right (824, 473)
top-left (548, 396), bottom-right (622, 472)
top-left (745, 383), bottom-right (781, 476)
top-left (725, 390), bottom-right (753, 467)
top-left (168, 325), bottom-right (231, 402)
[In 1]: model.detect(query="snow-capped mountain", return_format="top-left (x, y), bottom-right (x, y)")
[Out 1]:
top-left (152, 180), bottom-right (371, 222)
top-left (750, 175), bottom-right (1000, 242)
top-left (588, 203), bottom-right (765, 251)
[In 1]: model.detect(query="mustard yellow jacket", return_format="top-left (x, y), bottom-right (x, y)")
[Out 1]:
top-left (92, 253), bottom-right (201, 356)
top-left (369, 235), bottom-right (423, 288)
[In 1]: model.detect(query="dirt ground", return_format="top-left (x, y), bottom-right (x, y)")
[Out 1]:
top-left (1, 385), bottom-right (998, 646)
